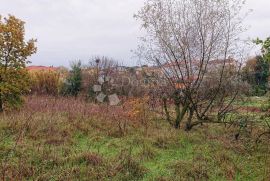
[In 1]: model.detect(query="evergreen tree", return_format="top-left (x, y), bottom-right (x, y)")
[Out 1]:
top-left (62, 61), bottom-right (82, 97)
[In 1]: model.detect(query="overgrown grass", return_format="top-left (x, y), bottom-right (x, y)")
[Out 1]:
top-left (0, 96), bottom-right (269, 180)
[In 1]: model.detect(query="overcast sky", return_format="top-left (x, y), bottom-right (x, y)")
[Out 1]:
top-left (0, 0), bottom-right (269, 67)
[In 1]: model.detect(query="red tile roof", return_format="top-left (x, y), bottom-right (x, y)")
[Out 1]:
top-left (27, 66), bottom-right (59, 71)
top-left (162, 58), bottom-right (236, 68)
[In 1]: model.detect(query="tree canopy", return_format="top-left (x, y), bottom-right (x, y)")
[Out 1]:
top-left (61, 61), bottom-right (82, 97)
top-left (0, 15), bottom-right (37, 111)
top-left (254, 37), bottom-right (270, 62)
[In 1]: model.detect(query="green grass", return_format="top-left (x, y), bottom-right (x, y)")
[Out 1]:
top-left (0, 96), bottom-right (270, 180)
top-left (235, 96), bottom-right (269, 108)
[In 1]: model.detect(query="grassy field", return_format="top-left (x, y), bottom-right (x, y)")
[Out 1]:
top-left (0, 96), bottom-right (269, 180)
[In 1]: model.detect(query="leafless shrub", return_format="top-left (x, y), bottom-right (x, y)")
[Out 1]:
top-left (113, 148), bottom-right (147, 180)
top-left (75, 152), bottom-right (104, 166)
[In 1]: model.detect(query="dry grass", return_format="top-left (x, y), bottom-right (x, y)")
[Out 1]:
top-left (0, 95), bottom-right (269, 180)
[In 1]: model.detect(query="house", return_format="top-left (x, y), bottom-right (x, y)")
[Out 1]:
top-left (160, 58), bottom-right (237, 89)
top-left (27, 66), bottom-right (59, 72)
top-left (208, 58), bottom-right (237, 70)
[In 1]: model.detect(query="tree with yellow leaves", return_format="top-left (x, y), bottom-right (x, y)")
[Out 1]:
top-left (0, 15), bottom-right (37, 112)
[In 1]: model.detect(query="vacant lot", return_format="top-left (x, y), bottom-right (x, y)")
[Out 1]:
top-left (0, 96), bottom-right (269, 181)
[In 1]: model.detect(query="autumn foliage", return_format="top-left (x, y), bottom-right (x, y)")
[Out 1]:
top-left (30, 70), bottom-right (61, 95)
top-left (0, 15), bottom-right (37, 111)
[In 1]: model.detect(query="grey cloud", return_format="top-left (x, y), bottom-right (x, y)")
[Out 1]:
top-left (0, 0), bottom-right (269, 67)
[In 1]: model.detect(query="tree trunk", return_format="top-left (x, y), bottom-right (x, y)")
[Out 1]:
top-left (0, 97), bottom-right (3, 113)
top-left (175, 104), bottom-right (188, 129)
top-left (185, 108), bottom-right (194, 131)
top-left (163, 97), bottom-right (172, 125)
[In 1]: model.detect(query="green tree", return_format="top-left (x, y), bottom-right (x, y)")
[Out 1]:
top-left (242, 56), bottom-right (269, 96)
top-left (254, 56), bottom-right (269, 95)
top-left (254, 37), bottom-right (270, 62)
top-left (62, 61), bottom-right (82, 97)
top-left (0, 15), bottom-right (37, 112)
top-left (253, 37), bottom-right (270, 94)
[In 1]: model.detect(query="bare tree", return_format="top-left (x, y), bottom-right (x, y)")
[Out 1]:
top-left (135, 0), bottom-right (248, 129)
top-left (86, 56), bottom-right (121, 102)
top-left (88, 56), bottom-right (119, 80)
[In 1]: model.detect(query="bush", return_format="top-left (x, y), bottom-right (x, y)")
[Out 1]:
top-left (114, 149), bottom-right (147, 180)
top-left (74, 152), bottom-right (104, 166)
top-left (170, 157), bottom-right (209, 181)
top-left (253, 85), bottom-right (268, 96)
top-left (30, 70), bottom-right (61, 95)
top-left (260, 95), bottom-right (270, 112)
top-left (0, 68), bottom-right (31, 111)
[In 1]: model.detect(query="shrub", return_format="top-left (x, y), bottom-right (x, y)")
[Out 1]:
top-left (75, 152), bottom-right (104, 166)
top-left (114, 149), bottom-right (147, 180)
top-left (260, 103), bottom-right (270, 112)
top-left (30, 70), bottom-right (61, 95)
top-left (243, 56), bottom-right (269, 96)
top-left (253, 85), bottom-right (268, 96)
top-left (0, 68), bottom-right (31, 111)
top-left (170, 157), bottom-right (209, 181)
top-left (139, 144), bottom-right (156, 161)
